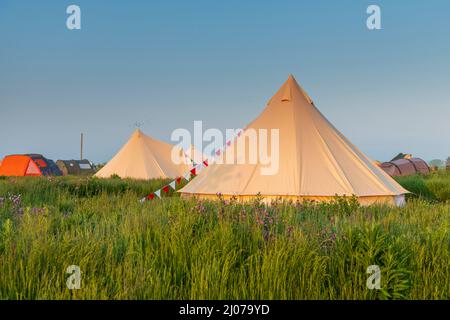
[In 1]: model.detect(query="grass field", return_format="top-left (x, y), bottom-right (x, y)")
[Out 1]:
top-left (0, 172), bottom-right (448, 300)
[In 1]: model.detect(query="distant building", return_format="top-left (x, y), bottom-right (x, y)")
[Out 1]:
top-left (429, 159), bottom-right (444, 168)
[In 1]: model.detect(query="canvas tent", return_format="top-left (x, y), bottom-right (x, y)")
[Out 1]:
top-left (0, 154), bottom-right (61, 177)
top-left (373, 160), bottom-right (382, 167)
top-left (380, 158), bottom-right (430, 177)
top-left (180, 75), bottom-right (408, 206)
top-left (56, 159), bottom-right (96, 176)
top-left (95, 129), bottom-right (191, 180)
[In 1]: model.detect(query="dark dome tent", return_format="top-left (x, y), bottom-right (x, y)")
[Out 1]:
top-left (56, 159), bottom-right (96, 176)
top-left (26, 154), bottom-right (62, 176)
top-left (380, 158), bottom-right (430, 177)
top-left (390, 153), bottom-right (412, 161)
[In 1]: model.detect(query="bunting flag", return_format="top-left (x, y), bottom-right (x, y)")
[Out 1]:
top-left (140, 129), bottom-right (243, 202)
top-left (184, 151), bottom-right (196, 165)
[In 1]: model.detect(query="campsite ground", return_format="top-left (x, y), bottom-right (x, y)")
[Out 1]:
top-left (0, 172), bottom-right (448, 299)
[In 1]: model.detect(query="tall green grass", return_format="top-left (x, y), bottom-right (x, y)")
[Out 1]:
top-left (0, 174), bottom-right (448, 300)
top-left (395, 170), bottom-right (450, 202)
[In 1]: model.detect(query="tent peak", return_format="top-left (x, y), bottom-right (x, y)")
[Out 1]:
top-left (132, 129), bottom-right (143, 139)
top-left (268, 74), bottom-right (314, 105)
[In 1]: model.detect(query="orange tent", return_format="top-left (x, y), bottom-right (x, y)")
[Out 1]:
top-left (0, 155), bottom-right (42, 176)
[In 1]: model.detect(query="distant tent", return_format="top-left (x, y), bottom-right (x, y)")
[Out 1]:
top-left (0, 155), bottom-right (41, 176)
top-left (26, 154), bottom-right (62, 176)
top-left (391, 153), bottom-right (412, 161)
top-left (180, 75), bottom-right (408, 206)
top-left (380, 158), bottom-right (430, 177)
top-left (56, 159), bottom-right (96, 176)
top-left (95, 129), bottom-right (191, 180)
top-left (0, 154), bottom-right (61, 177)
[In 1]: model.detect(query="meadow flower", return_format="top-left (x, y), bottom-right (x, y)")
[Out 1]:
top-left (31, 207), bottom-right (46, 215)
top-left (286, 226), bottom-right (294, 238)
top-left (318, 225), bottom-right (337, 251)
top-left (8, 194), bottom-right (22, 207)
top-left (194, 203), bottom-right (206, 214)
top-left (330, 231), bottom-right (337, 241)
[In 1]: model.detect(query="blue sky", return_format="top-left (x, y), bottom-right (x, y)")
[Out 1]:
top-left (0, 0), bottom-right (449, 163)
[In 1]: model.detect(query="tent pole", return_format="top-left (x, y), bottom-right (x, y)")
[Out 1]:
top-left (80, 133), bottom-right (84, 160)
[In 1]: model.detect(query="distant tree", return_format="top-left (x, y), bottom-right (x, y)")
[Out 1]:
top-left (94, 162), bottom-right (106, 171)
top-left (446, 157), bottom-right (450, 167)
top-left (429, 159), bottom-right (444, 168)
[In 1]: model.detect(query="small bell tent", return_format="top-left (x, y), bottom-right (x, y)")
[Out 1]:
top-left (95, 129), bottom-right (191, 180)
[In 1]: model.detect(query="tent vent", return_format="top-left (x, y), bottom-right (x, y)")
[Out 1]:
top-left (281, 87), bottom-right (292, 102)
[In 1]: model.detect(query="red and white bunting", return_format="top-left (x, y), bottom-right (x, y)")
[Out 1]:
top-left (140, 129), bottom-right (243, 202)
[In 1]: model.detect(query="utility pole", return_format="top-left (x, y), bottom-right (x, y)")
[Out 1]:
top-left (80, 133), bottom-right (84, 160)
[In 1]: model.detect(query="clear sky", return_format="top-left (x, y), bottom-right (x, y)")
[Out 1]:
top-left (1, 0), bottom-right (449, 163)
